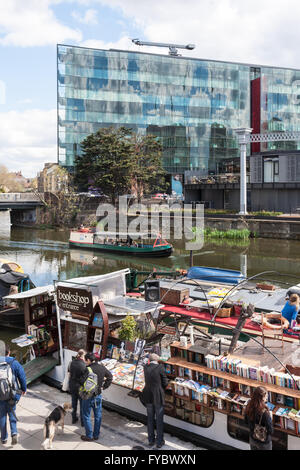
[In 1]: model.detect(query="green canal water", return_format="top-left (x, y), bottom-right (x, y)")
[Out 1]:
top-left (1, 226), bottom-right (300, 349)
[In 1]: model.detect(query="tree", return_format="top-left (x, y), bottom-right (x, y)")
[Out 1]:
top-left (37, 168), bottom-right (80, 227)
top-left (132, 133), bottom-right (166, 201)
top-left (0, 165), bottom-right (29, 192)
top-left (74, 127), bottom-right (135, 204)
top-left (74, 127), bottom-right (167, 204)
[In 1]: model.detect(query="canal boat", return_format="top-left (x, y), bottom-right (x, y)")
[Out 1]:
top-left (0, 260), bottom-right (35, 329)
top-left (69, 229), bottom-right (173, 257)
top-left (6, 268), bottom-right (300, 450)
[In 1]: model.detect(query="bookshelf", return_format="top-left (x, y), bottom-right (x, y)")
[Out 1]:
top-left (86, 301), bottom-right (109, 360)
top-left (162, 341), bottom-right (300, 438)
top-left (24, 293), bottom-right (59, 356)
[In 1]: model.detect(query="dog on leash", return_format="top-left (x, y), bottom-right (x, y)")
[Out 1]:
top-left (41, 403), bottom-right (72, 449)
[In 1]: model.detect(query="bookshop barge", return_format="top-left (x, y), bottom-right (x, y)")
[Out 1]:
top-left (5, 269), bottom-right (300, 450)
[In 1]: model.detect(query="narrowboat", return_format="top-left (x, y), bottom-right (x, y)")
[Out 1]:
top-left (6, 268), bottom-right (300, 450)
top-left (69, 229), bottom-right (173, 257)
top-left (0, 260), bottom-right (35, 329)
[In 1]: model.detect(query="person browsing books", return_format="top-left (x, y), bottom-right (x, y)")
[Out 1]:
top-left (245, 386), bottom-right (273, 450)
top-left (80, 353), bottom-right (112, 442)
top-left (68, 349), bottom-right (87, 426)
top-left (140, 353), bottom-right (168, 449)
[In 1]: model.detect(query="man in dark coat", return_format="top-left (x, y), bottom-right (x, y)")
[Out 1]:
top-left (141, 353), bottom-right (168, 448)
top-left (68, 349), bottom-right (87, 425)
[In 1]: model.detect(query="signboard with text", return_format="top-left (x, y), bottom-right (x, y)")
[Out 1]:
top-left (57, 286), bottom-right (93, 316)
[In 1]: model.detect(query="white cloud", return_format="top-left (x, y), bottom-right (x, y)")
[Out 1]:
top-left (72, 8), bottom-right (98, 25)
top-left (0, 109), bottom-right (57, 177)
top-left (81, 35), bottom-right (136, 51)
top-left (0, 0), bottom-right (82, 47)
top-left (90, 0), bottom-right (300, 69)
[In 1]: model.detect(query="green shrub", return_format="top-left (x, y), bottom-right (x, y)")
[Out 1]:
top-left (118, 315), bottom-right (137, 341)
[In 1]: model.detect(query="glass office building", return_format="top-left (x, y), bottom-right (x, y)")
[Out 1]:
top-left (57, 44), bottom-right (300, 184)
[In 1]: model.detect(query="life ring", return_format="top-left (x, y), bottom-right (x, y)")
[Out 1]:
top-left (262, 313), bottom-right (289, 330)
top-left (79, 228), bottom-right (90, 233)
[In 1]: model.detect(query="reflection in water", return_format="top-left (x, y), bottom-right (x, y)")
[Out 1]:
top-left (0, 227), bottom-right (300, 287)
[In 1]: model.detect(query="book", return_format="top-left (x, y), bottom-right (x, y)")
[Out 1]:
top-left (266, 402), bottom-right (275, 411)
top-left (93, 344), bottom-right (102, 356)
top-left (92, 313), bottom-right (103, 327)
top-left (94, 329), bottom-right (102, 343)
top-left (275, 407), bottom-right (289, 416)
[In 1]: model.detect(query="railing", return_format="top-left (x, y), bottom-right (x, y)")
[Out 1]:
top-left (0, 193), bottom-right (42, 202)
top-left (185, 174), bottom-right (241, 185)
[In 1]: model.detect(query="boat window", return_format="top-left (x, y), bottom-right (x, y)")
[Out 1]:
top-left (227, 416), bottom-right (249, 443)
top-left (227, 416), bottom-right (287, 450)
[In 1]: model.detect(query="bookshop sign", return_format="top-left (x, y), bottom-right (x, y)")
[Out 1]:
top-left (57, 286), bottom-right (93, 315)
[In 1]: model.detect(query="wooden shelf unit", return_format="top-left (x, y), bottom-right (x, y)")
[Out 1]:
top-left (86, 301), bottom-right (109, 360)
top-left (162, 342), bottom-right (300, 437)
top-left (24, 294), bottom-right (59, 357)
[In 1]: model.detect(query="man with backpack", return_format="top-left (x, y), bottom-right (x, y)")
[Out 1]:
top-left (0, 345), bottom-right (27, 445)
top-left (80, 353), bottom-right (112, 442)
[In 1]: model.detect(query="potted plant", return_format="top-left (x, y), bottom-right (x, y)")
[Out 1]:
top-left (118, 315), bottom-right (138, 342)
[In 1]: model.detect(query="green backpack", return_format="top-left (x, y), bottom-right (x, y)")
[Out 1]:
top-left (79, 367), bottom-right (98, 400)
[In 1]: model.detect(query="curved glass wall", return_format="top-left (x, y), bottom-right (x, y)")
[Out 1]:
top-left (57, 45), bottom-right (250, 174)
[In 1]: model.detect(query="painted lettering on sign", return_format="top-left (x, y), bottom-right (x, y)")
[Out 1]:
top-left (57, 286), bottom-right (93, 315)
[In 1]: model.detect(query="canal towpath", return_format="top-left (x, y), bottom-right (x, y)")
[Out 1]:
top-left (0, 381), bottom-right (203, 451)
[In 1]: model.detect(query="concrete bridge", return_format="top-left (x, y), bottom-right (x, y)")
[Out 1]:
top-left (0, 192), bottom-right (44, 209)
top-left (0, 193), bottom-right (45, 227)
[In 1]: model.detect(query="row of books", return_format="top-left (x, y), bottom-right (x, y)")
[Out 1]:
top-left (29, 294), bottom-right (51, 306)
top-left (205, 354), bottom-right (300, 390)
top-left (172, 378), bottom-right (250, 408)
top-left (275, 407), bottom-right (300, 422)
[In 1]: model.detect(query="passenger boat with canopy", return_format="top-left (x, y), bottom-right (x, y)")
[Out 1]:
top-left (69, 229), bottom-right (173, 257)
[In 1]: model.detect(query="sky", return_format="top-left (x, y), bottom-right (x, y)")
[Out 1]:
top-left (1, 0), bottom-right (300, 177)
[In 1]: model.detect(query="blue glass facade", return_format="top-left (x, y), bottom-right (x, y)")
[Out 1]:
top-left (57, 45), bottom-right (250, 175)
top-left (57, 44), bottom-right (300, 178)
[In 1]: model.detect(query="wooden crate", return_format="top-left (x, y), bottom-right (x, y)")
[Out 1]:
top-left (215, 307), bottom-right (232, 318)
top-left (256, 283), bottom-right (276, 291)
top-left (160, 286), bottom-right (190, 306)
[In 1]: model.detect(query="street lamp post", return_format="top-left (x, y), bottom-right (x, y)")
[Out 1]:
top-left (234, 128), bottom-right (253, 216)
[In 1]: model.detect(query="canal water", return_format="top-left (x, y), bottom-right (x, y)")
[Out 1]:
top-left (1, 226), bottom-right (300, 347)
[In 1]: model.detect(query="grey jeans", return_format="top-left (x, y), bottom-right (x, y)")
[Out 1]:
top-left (249, 436), bottom-right (272, 450)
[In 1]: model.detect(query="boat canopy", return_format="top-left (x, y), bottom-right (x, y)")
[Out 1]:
top-left (56, 269), bottom-right (130, 305)
top-left (3, 285), bottom-right (54, 300)
top-left (94, 231), bottom-right (150, 239)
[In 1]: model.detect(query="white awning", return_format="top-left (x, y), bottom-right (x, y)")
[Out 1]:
top-left (3, 285), bottom-right (54, 300)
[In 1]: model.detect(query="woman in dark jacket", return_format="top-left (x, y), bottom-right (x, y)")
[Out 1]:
top-left (245, 386), bottom-right (273, 450)
top-left (69, 349), bottom-right (87, 425)
top-left (140, 353), bottom-right (168, 449)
